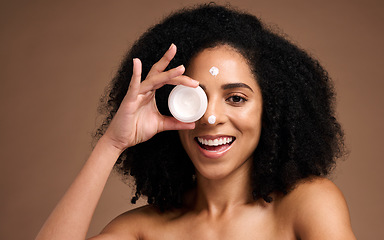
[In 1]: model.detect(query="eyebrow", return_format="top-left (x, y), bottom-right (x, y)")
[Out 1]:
top-left (199, 83), bottom-right (254, 92)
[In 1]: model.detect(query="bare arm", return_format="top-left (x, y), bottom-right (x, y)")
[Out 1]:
top-left (35, 137), bottom-right (122, 240)
top-left (36, 44), bottom-right (198, 240)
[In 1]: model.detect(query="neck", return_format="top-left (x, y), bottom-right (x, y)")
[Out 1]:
top-left (192, 161), bottom-right (254, 217)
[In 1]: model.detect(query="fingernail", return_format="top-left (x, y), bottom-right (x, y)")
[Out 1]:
top-left (169, 43), bottom-right (175, 50)
top-left (176, 65), bottom-right (185, 70)
top-left (191, 79), bottom-right (199, 86)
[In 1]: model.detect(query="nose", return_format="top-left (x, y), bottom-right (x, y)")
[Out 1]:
top-left (199, 96), bottom-right (224, 126)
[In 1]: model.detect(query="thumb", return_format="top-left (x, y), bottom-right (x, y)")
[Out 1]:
top-left (161, 116), bottom-right (196, 132)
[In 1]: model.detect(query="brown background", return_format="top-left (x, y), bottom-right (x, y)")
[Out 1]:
top-left (0, 0), bottom-right (383, 239)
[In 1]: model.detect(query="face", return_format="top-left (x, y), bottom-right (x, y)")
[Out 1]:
top-left (179, 45), bottom-right (263, 180)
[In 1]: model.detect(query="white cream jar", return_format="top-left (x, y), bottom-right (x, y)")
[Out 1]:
top-left (168, 85), bottom-right (207, 123)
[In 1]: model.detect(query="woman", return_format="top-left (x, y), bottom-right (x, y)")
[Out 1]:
top-left (36, 4), bottom-right (356, 239)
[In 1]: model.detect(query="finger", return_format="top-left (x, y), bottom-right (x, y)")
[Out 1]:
top-left (160, 116), bottom-right (196, 132)
top-left (161, 75), bottom-right (200, 88)
top-left (126, 58), bottom-right (142, 101)
top-left (139, 66), bottom-right (199, 94)
top-left (140, 64), bottom-right (184, 93)
top-left (147, 43), bottom-right (177, 76)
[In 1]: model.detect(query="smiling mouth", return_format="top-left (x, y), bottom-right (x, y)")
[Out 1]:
top-left (195, 136), bottom-right (235, 152)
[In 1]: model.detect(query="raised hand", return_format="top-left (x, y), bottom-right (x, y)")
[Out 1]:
top-left (103, 44), bottom-right (199, 152)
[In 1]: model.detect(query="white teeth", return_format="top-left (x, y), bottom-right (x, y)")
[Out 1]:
top-left (197, 137), bottom-right (233, 146)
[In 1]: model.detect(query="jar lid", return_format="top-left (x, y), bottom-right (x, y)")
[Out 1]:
top-left (168, 85), bottom-right (207, 123)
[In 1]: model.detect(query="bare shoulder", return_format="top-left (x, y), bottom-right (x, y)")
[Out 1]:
top-left (281, 177), bottom-right (356, 239)
top-left (88, 205), bottom-right (164, 240)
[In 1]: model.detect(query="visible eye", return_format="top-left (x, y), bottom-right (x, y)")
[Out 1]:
top-left (226, 94), bottom-right (247, 105)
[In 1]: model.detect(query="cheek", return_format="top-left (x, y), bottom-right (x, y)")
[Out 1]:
top-left (178, 130), bottom-right (187, 146)
top-left (232, 105), bottom-right (262, 127)
top-left (230, 105), bottom-right (263, 144)
top-left (178, 130), bottom-right (192, 153)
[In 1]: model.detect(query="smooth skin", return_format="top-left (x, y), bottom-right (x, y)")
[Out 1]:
top-left (36, 44), bottom-right (198, 240)
top-left (36, 45), bottom-right (356, 240)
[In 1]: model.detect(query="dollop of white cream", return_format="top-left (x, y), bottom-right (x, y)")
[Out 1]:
top-left (208, 115), bottom-right (216, 124)
top-left (209, 66), bottom-right (219, 76)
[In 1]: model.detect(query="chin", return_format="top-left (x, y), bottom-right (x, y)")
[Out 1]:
top-left (193, 157), bottom-right (253, 181)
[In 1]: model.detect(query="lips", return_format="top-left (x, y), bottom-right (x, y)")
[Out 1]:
top-left (195, 136), bottom-right (235, 158)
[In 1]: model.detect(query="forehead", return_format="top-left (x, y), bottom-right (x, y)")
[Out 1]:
top-left (185, 45), bottom-right (257, 87)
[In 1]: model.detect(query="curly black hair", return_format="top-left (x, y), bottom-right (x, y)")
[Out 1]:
top-left (95, 3), bottom-right (345, 210)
